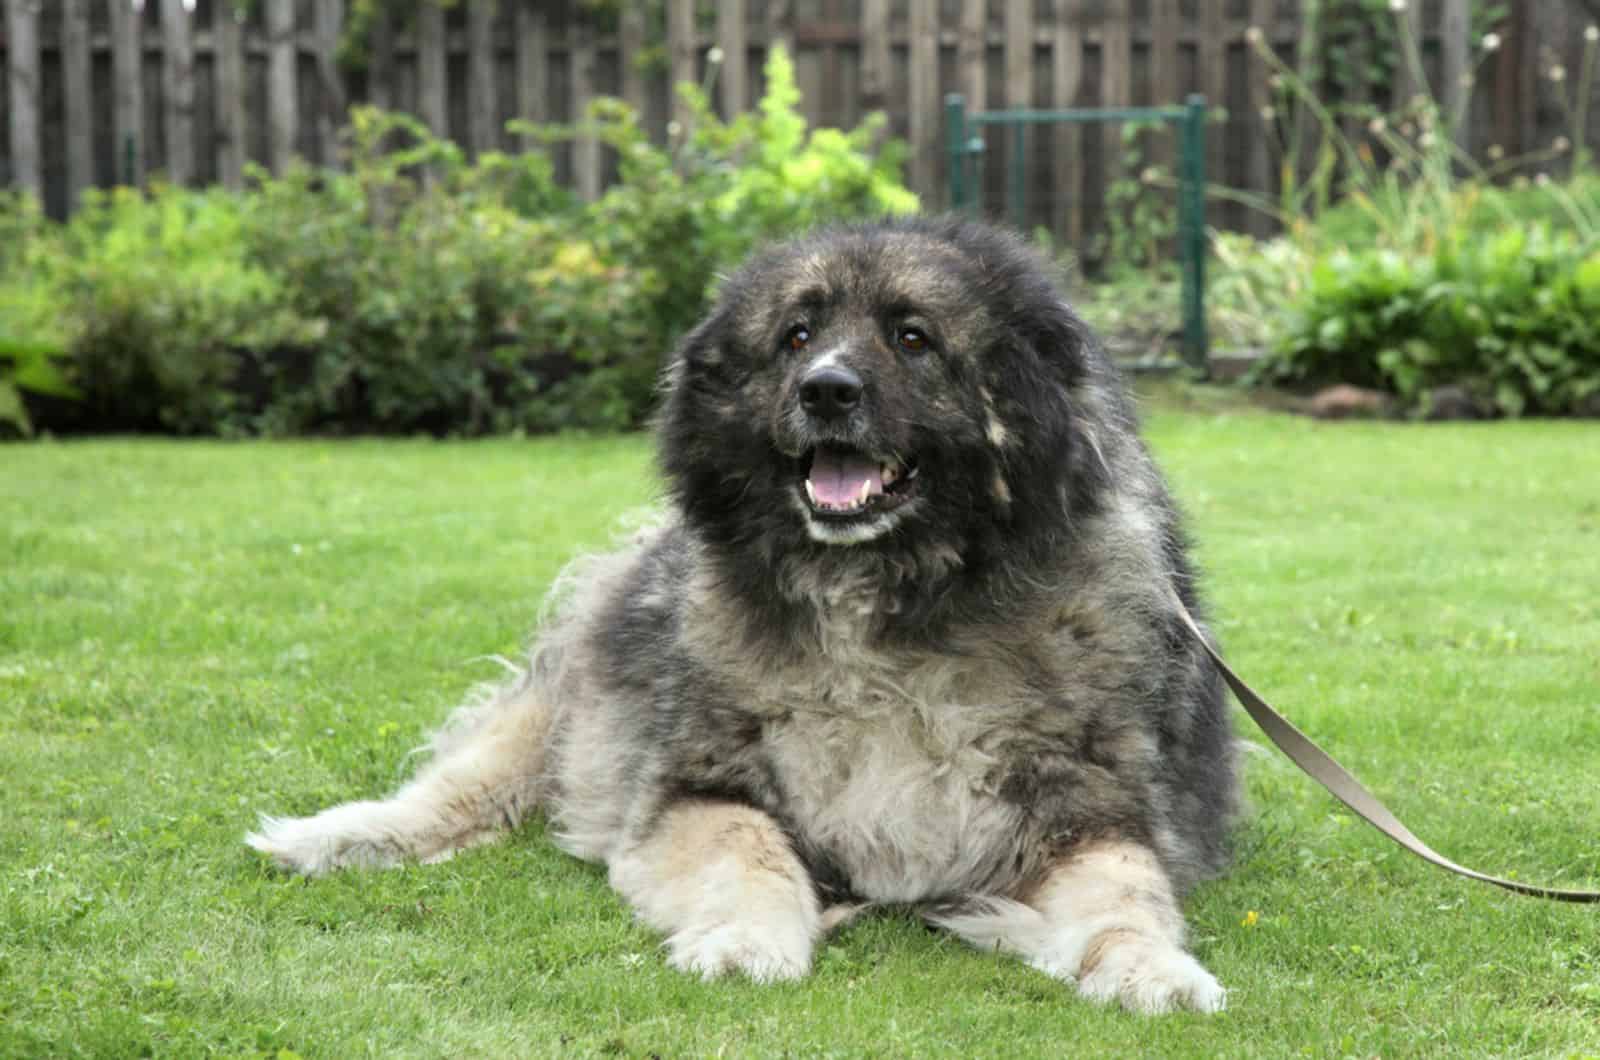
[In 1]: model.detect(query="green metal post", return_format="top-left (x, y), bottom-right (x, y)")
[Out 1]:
top-left (1178, 94), bottom-right (1209, 374)
top-left (945, 94), bottom-right (967, 211)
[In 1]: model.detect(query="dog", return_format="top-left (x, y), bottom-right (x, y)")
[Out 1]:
top-left (248, 217), bottom-right (1238, 1014)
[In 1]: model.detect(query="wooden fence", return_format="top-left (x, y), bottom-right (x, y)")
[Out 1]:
top-left (3, 1), bottom-right (1597, 239)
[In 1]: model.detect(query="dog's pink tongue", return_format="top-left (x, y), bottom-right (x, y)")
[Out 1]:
top-left (809, 449), bottom-right (882, 506)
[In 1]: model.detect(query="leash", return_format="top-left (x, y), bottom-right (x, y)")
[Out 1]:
top-left (1174, 602), bottom-right (1600, 903)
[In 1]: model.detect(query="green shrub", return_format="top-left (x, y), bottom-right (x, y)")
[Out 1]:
top-left (0, 193), bottom-right (71, 435)
top-left (528, 46), bottom-right (915, 428)
top-left (1255, 223), bottom-right (1600, 415)
top-left (237, 110), bottom-right (578, 434)
top-left (0, 47), bottom-right (913, 437)
top-left (0, 184), bottom-right (318, 435)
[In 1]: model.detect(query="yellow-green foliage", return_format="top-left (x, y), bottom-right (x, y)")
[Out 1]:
top-left (0, 47), bottom-right (913, 437)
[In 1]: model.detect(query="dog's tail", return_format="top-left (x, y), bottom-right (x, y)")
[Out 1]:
top-left (246, 654), bottom-right (559, 876)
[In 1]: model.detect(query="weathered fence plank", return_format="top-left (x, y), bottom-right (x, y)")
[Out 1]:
top-left (367, 6), bottom-right (394, 114)
top-left (1246, 0), bottom-right (1274, 234)
top-left (717, 0), bottom-right (747, 116)
top-left (467, 0), bottom-right (497, 155)
top-left (62, 0), bottom-right (93, 203)
top-left (571, 8), bottom-right (599, 200)
top-left (315, 0), bottom-right (347, 166)
top-left (859, 0), bottom-right (888, 113)
top-left (667, 0), bottom-right (694, 134)
top-left (1101, 0), bottom-right (1132, 200)
top-left (267, 0), bottom-right (297, 172)
top-left (1441, 0), bottom-right (1471, 150)
top-left (515, 2), bottom-right (547, 125)
top-left (958, 0), bottom-right (986, 114)
top-left (1004, 0), bottom-right (1033, 225)
top-left (619, 2), bottom-right (646, 118)
top-left (906, 0), bottom-right (938, 206)
top-left (1150, 0), bottom-right (1179, 170)
top-left (417, 1), bottom-right (446, 139)
top-left (1396, 0), bottom-right (1426, 111)
top-left (109, 0), bottom-right (143, 186)
top-left (161, 0), bottom-right (196, 185)
top-left (1196, 0), bottom-right (1226, 196)
top-left (215, 2), bottom-right (246, 188)
top-left (5, 0), bottom-right (42, 196)
top-left (1051, 0), bottom-right (1083, 246)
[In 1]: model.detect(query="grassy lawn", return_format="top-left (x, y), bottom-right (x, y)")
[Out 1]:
top-left (4, 396), bottom-right (1599, 1058)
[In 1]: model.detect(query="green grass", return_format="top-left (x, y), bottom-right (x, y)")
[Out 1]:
top-left (3, 401), bottom-right (1599, 1058)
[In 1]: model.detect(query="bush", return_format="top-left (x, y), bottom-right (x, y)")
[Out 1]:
top-left (1254, 223), bottom-right (1600, 415)
top-left (15, 185), bottom-right (319, 434)
top-left (1217, 10), bottom-right (1600, 415)
top-left (0, 47), bottom-right (914, 437)
top-left (0, 193), bottom-right (72, 435)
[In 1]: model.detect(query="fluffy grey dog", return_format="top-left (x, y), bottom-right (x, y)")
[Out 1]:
top-left (249, 217), bottom-right (1237, 1014)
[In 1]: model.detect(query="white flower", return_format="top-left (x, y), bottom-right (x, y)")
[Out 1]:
top-left (1419, 131), bottom-right (1436, 148)
top-left (1388, 0), bottom-right (1407, 12)
top-left (666, 120), bottom-right (682, 138)
top-left (1368, 116), bottom-right (1387, 134)
top-left (1587, 25), bottom-right (1600, 43)
top-left (706, 46), bottom-right (725, 66)
top-left (1244, 25), bottom-right (1264, 46)
top-left (1535, 172), bottom-right (1551, 186)
top-left (1481, 32), bottom-right (1501, 52)
top-left (1554, 135), bottom-right (1571, 153)
top-left (1268, 74), bottom-right (1283, 91)
top-left (1487, 143), bottom-right (1504, 160)
top-left (1140, 166), bottom-right (1160, 184)
top-left (1549, 65), bottom-right (1567, 83)
top-left (1259, 105), bottom-right (1276, 123)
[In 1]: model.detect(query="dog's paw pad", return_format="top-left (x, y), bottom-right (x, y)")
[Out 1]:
top-left (1076, 938), bottom-right (1226, 1015)
top-left (666, 921), bottom-right (811, 983)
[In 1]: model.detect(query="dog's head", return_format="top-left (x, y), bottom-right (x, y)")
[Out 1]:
top-left (658, 218), bottom-right (1117, 611)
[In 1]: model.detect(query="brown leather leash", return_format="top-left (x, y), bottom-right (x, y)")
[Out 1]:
top-left (1175, 602), bottom-right (1600, 902)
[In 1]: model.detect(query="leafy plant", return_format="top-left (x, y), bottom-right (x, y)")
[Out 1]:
top-left (1258, 223), bottom-right (1600, 415)
top-left (43, 185), bottom-right (319, 434)
top-left (0, 47), bottom-right (913, 437)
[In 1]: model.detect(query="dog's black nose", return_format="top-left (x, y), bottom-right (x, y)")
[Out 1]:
top-left (799, 365), bottom-right (863, 420)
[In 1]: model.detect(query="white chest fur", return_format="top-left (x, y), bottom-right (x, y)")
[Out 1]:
top-left (757, 645), bottom-right (1025, 904)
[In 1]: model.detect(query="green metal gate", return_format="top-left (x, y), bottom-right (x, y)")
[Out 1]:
top-left (945, 93), bottom-right (1210, 372)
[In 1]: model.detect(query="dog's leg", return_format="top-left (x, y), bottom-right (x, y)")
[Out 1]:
top-left (247, 679), bottom-right (551, 875)
top-left (607, 799), bottom-right (821, 983)
top-left (928, 840), bottom-right (1224, 1014)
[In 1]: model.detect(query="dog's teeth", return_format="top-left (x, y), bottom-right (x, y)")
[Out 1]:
top-left (906, 465), bottom-right (918, 481)
top-left (804, 480), bottom-right (817, 506)
top-left (882, 463), bottom-right (897, 486)
top-left (858, 480), bottom-right (871, 506)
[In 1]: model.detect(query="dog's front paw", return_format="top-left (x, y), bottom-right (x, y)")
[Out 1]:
top-left (245, 801), bottom-right (402, 875)
top-left (665, 917), bottom-right (813, 983)
top-left (1074, 931), bottom-right (1225, 1014)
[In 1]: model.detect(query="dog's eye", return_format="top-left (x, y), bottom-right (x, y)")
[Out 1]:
top-left (785, 325), bottom-right (811, 352)
top-left (897, 328), bottom-right (930, 354)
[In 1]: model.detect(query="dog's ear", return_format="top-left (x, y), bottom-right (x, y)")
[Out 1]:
top-left (662, 303), bottom-right (748, 399)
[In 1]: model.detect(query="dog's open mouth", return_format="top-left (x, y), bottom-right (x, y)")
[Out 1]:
top-left (801, 445), bottom-right (919, 519)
